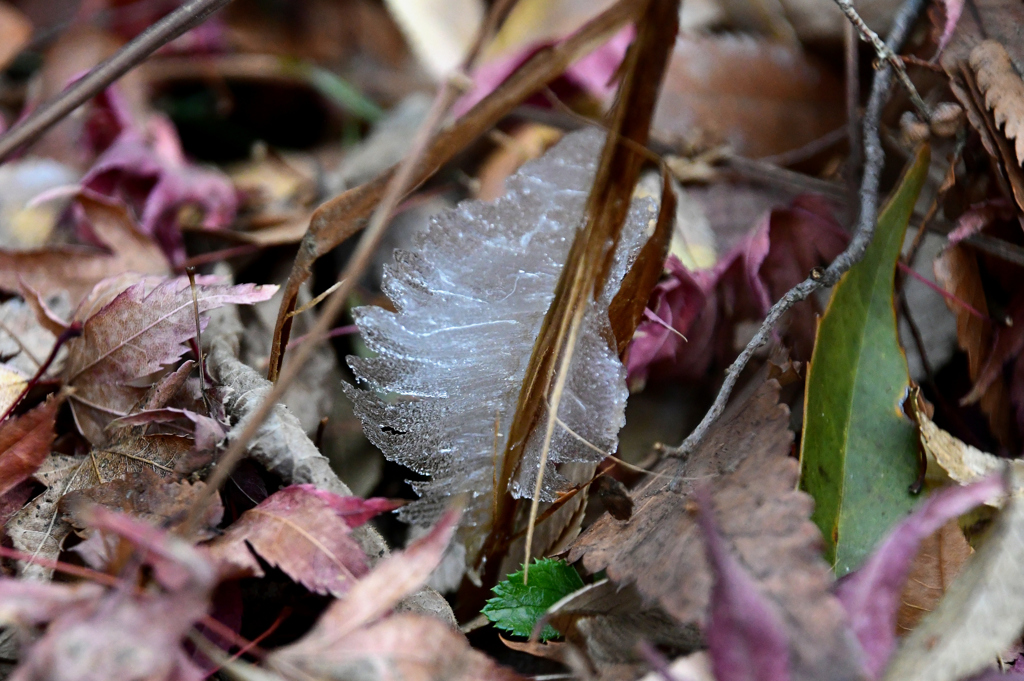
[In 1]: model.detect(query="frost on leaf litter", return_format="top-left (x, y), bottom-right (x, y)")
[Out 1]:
top-left (343, 128), bottom-right (659, 560)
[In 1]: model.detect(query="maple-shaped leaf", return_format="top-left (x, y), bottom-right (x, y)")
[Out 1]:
top-left (7, 432), bottom-right (192, 580)
top-left (62, 274), bottom-right (276, 444)
top-left (0, 193), bottom-right (170, 306)
top-left (206, 485), bottom-right (398, 596)
top-left (483, 558), bottom-right (584, 640)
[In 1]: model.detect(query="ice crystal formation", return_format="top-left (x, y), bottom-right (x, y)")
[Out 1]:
top-left (344, 129), bottom-right (658, 554)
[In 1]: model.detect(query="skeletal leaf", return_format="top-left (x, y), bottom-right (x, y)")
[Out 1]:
top-left (343, 129), bottom-right (659, 562)
top-left (882, 473), bottom-right (1024, 681)
top-left (62, 274), bottom-right (276, 444)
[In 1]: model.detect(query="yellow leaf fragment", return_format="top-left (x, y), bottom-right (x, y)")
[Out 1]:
top-left (0, 363), bottom-right (27, 415)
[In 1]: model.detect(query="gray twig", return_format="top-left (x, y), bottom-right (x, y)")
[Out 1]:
top-left (833, 0), bottom-right (931, 121)
top-left (0, 0), bottom-right (233, 162)
top-left (664, 0), bottom-right (927, 459)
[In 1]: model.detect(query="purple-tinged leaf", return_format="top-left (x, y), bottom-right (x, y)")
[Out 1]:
top-left (835, 476), bottom-right (1004, 679)
top-left (296, 484), bottom-right (404, 528)
top-left (937, 0), bottom-right (965, 54)
top-left (696, 489), bottom-right (791, 681)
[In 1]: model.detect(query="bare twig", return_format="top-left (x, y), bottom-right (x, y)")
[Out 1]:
top-left (182, 0), bottom-right (519, 536)
top-left (663, 0), bottom-right (927, 459)
top-left (833, 0), bottom-right (931, 121)
top-left (0, 0), bottom-right (233, 162)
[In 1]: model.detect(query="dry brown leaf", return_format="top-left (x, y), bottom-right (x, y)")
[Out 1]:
top-left (971, 40), bottom-right (1024, 167)
top-left (0, 194), bottom-right (170, 307)
top-left (0, 2), bottom-right (30, 71)
top-left (933, 245), bottom-right (1014, 445)
top-left (896, 518), bottom-right (973, 632)
top-left (652, 36), bottom-right (844, 158)
top-left (6, 432), bottom-right (192, 579)
top-left (0, 397), bottom-right (62, 499)
top-left (567, 378), bottom-right (862, 681)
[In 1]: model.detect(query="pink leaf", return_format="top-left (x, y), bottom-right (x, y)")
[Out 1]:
top-left (834, 477), bottom-right (1005, 679)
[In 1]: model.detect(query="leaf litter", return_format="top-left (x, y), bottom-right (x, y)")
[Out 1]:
top-left (6, 0), bottom-right (1024, 680)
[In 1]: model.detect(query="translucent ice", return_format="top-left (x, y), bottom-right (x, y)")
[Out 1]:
top-left (343, 128), bottom-right (658, 556)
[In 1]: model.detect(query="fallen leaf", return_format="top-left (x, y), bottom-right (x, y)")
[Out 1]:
top-left (652, 36), bottom-right (845, 158)
top-left (568, 377), bottom-right (863, 681)
top-left (0, 396), bottom-right (62, 498)
top-left (696, 489), bottom-right (791, 681)
top-left (206, 485), bottom-right (382, 596)
top-left (882, 474), bottom-right (1024, 681)
top-left (62, 274), bottom-right (276, 444)
top-left (799, 146), bottom-right (929, 575)
top-left (896, 519), bottom-right (973, 633)
top-left (7, 432), bottom-right (192, 579)
top-left (0, 507), bottom-right (215, 681)
top-left (0, 192), bottom-right (171, 306)
top-left (0, 3), bottom-right (31, 71)
top-left (271, 508), bottom-right (462, 672)
top-left (971, 41), bottom-right (1024, 167)
top-left (836, 477), bottom-right (1003, 678)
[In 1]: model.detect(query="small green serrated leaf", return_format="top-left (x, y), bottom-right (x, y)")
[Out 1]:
top-left (800, 145), bottom-right (930, 576)
top-left (482, 558), bottom-right (584, 640)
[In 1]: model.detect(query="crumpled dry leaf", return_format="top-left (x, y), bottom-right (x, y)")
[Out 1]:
top-left (0, 506), bottom-right (215, 681)
top-left (567, 378), bottom-right (862, 681)
top-left (882, 473), bottom-right (1024, 681)
top-left (206, 485), bottom-right (397, 596)
top-left (0, 397), bottom-right (62, 499)
top-left (269, 509), bottom-right (516, 681)
top-left (0, 193), bottom-right (171, 306)
top-left (7, 432), bottom-right (193, 579)
top-left (896, 519), bottom-right (973, 633)
top-left (971, 41), bottom-right (1024, 167)
top-left (0, 293), bottom-right (67, 377)
top-left (62, 274), bottom-right (275, 444)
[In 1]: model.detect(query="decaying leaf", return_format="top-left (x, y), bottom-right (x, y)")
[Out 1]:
top-left (895, 519), bottom-right (973, 634)
top-left (62, 274), bottom-right (276, 444)
top-left (882, 474), bottom-right (1024, 681)
top-left (268, 510), bottom-right (511, 681)
top-left (0, 397), bottom-right (62, 498)
top-left (696, 490), bottom-right (791, 681)
top-left (0, 193), bottom-right (171, 306)
top-left (971, 41), bottom-right (1024, 167)
top-left (7, 432), bottom-right (193, 579)
top-left (568, 377), bottom-right (863, 681)
top-left (0, 507), bottom-right (215, 681)
top-left (914, 399), bottom-right (1020, 490)
top-left (343, 129), bottom-right (659, 563)
top-left (206, 485), bottom-right (395, 596)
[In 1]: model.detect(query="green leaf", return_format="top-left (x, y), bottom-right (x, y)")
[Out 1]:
top-left (482, 558), bottom-right (584, 640)
top-left (799, 145), bottom-right (930, 576)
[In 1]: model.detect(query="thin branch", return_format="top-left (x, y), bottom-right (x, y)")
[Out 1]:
top-left (0, 0), bottom-right (233, 162)
top-left (833, 0), bottom-right (931, 121)
top-left (663, 0), bottom-right (927, 460)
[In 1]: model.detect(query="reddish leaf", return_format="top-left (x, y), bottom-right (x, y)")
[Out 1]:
top-left (697, 489), bottom-right (791, 681)
top-left (0, 396), bottom-right (61, 498)
top-left (62, 274), bottom-right (276, 444)
top-left (835, 477), bottom-right (1004, 679)
top-left (205, 485), bottom-right (373, 596)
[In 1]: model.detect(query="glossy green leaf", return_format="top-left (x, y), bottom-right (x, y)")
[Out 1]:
top-left (800, 145), bottom-right (930, 576)
top-left (482, 558), bottom-right (584, 640)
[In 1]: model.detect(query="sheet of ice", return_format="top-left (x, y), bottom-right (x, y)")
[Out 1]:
top-left (344, 128), bottom-right (658, 555)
